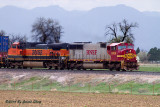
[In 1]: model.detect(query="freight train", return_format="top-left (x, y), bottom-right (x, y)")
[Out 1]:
top-left (0, 36), bottom-right (139, 71)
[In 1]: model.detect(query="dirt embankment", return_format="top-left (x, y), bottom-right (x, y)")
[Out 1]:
top-left (0, 69), bottom-right (160, 85)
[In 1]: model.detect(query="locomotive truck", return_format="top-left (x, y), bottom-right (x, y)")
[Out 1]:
top-left (7, 41), bottom-right (139, 71)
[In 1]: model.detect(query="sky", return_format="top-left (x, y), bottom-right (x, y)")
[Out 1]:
top-left (0, 0), bottom-right (160, 12)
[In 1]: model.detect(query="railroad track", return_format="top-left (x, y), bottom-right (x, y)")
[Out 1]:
top-left (0, 68), bottom-right (160, 76)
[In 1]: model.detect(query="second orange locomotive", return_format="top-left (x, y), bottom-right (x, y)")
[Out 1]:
top-left (8, 42), bottom-right (69, 69)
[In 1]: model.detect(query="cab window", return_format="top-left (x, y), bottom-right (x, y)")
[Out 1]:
top-left (118, 46), bottom-right (126, 50)
top-left (111, 46), bottom-right (116, 51)
top-left (128, 45), bottom-right (133, 49)
top-left (17, 45), bottom-right (23, 49)
top-left (107, 46), bottom-right (110, 51)
top-left (12, 45), bottom-right (17, 48)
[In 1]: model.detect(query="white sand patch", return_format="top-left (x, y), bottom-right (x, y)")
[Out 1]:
top-left (57, 76), bottom-right (67, 83)
top-left (13, 75), bottom-right (26, 79)
top-left (49, 75), bottom-right (68, 84)
top-left (49, 76), bottom-right (58, 80)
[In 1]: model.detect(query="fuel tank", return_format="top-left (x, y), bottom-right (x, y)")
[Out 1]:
top-left (23, 61), bottom-right (44, 67)
top-left (83, 62), bottom-right (104, 69)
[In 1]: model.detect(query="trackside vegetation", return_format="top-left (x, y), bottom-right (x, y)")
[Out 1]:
top-left (0, 77), bottom-right (160, 95)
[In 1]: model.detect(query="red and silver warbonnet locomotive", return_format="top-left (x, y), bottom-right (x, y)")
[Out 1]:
top-left (107, 42), bottom-right (138, 71)
top-left (7, 41), bottom-right (139, 71)
top-left (67, 42), bottom-right (139, 71)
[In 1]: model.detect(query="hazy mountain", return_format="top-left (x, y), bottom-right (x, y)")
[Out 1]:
top-left (0, 4), bottom-right (160, 50)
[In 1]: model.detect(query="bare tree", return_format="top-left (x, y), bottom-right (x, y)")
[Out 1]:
top-left (31, 17), bottom-right (63, 43)
top-left (119, 19), bottom-right (138, 42)
top-left (105, 23), bottom-right (118, 40)
top-left (0, 30), bottom-right (6, 36)
top-left (0, 30), bottom-right (28, 47)
top-left (9, 34), bottom-right (28, 47)
top-left (105, 19), bottom-right (138, 43)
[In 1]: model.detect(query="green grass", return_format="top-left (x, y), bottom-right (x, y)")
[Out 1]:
top-left (61, 82), bottom-right (160, 95)
top-left (82, 66), bottom-right (160, 72)
top-left (139, 66), bottom-right (160, 72)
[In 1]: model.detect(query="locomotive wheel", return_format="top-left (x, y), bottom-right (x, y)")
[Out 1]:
top-left (3, 65), bottom-right (6, 68)
top-left (77, 67), bottom-right (81, 70)
top-left (109, 64), bottom-right (114, 71)
top-left (18, 66), bottom-right (22, 69)
top-left (55, 66), bottom-right (58, 70)
top-left (71, 67), bottom-right (74, 70)
top-left (116, 68), bottom-right (120, 71)
top-left (49, 66), bottom-right (52, 69)
top-left (23, 67), bottom-right (27, 69)
top-left (11, 65), bottom-right (15, 69)
top-left (109, 68), bottom-right (113, 71)
top-left (121, 69), bottom-right (126, 72)
top-left (60, 67), bottom-right (64, 70)
top-left (115, 63), bottom-right (121, 71)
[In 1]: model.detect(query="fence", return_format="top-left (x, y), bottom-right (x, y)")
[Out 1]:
top-left (0, 81), bottom-right (159, 96)
top-left (139, 62), bottom-right (160, 67)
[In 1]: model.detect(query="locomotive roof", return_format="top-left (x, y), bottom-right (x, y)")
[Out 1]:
top-left (109, 43), bottom-right (121, 46)
top-left (48, 43), bottom-right (69, 50)
top-left (109, 43), bottom-right (133, 46)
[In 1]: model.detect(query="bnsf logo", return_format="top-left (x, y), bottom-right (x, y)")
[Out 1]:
top-left (86, 50), bottom-right (97, 55)
top-left (32, 50), bottom-right (42, 55)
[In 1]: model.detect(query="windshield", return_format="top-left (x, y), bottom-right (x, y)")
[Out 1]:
top-left (118, 46), bottom-right (126, 50)
top-left (12, 45), bottom-right (17, 48)
top-left (128, 45), bottom-right (133, 49)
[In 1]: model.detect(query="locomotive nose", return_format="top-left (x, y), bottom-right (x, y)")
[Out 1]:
top-left (125, 49), bottom-right (132, 54)
top-left (125, 49), bottom-right (136, 60)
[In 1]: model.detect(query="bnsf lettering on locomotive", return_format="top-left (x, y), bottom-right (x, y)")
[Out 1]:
top-left (86, 50), bottom-right (97, 55)
top-left (32, 50), bottom-right (42, 55)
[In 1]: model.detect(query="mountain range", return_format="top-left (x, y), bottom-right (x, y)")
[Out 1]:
top-left (0, 4), bottom-right (160, 50)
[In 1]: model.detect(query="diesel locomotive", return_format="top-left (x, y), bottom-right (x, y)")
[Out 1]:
top-left (7, 41), bottom-right (139, 71)
top-left (8, 42), bottom-right (69, 69)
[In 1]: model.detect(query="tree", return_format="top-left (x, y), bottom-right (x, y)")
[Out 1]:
top-left (9, 34), bottom-right (28, 47)
top-left (0, 30), bottom-right (6, 36)
top-left (137, 50), bottom-right (148, 62)
top-left (0, 30), bottom-right (28, 47)
top-left (148, 47), bottom-right (160, 61)
top-left (105, 19), bottom-right (138, 44)
top-left (9, 34), bottom-right (27, 43)
top-left (31, 17), bottom-right (63, 43)
top-left (136, 47), bottom-right (140, 54)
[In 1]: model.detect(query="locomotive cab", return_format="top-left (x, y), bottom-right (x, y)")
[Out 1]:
top-left (107, 43), bottom-right (139, 71)
top-left (8, 42), bottom-right (23, 56)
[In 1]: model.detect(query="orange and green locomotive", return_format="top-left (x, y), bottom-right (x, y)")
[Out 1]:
top-left (8, 42), bottom-right (69, 69)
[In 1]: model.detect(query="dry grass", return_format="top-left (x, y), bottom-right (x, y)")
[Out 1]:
top-left (139, 63), bottom-right (160, 67)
